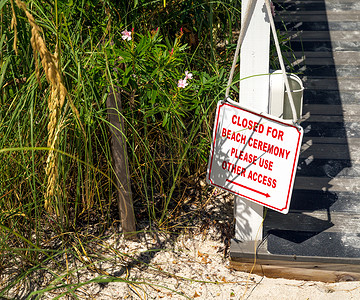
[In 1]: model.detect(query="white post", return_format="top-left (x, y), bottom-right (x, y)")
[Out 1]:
top-left (235, 0), bottom-right (270, 241)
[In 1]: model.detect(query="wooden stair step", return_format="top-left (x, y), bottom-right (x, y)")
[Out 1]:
top-left (303, 104), bottom-right (360, 116)
top-left (292, 65), bottom-right (360, 78)
top-left (294, 176), bottom-right (360, 192)
top-left (296, 160), bottom-right (356, 178)
top-left (285, 51), bottom-right (360, 66)
top-left (303, 90), bottom-right (360, 105)
top-left (285, 31), bottom-right (360, 42)
top-left (275, 1), bottom-right (360, 12)
top-left (264, 211), bottom-right (360, 233)
top-left (302, 77), bottom-right (360, 91)
top-left (288, 40), bottom-right (360, 52)
top-left (276, 11), bottom-right (360, 22)
top-left (300, 122), bottom-right (360, 138)
top-left (277, 21), bottom-right (360, 32)
top-left (290, 190), bottom-right (360, 212)
top-left (266, 230), bottom-right (360, 258)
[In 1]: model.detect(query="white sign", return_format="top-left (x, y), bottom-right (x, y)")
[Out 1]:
top-left (207, 99), bottom-right (303, 214)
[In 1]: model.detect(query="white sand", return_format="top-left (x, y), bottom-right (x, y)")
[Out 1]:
top-left (66, 186), bottom-right (360, 300)
top-left (4, 189), bottom-right (360, 299)
top-left (68, 227), bottom-right (360, 299)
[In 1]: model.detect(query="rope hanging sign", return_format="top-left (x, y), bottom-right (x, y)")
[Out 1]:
top-left (206, 0), bottom-right (303, 214)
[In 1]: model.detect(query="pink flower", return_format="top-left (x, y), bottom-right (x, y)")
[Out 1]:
top-left (178, 79), bottom-right (188, 88)
top-left (177, 71), bottom-right (193, 88)
top-left (185, 71), bottom-right (193, 80)
top-left (121, 30), bottom-right (132, 41)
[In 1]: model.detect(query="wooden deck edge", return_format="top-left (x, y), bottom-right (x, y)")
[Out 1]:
top-left (230, 239), bottom-right (360, 282)
top-left (229, 259), bottom-right (360, 282)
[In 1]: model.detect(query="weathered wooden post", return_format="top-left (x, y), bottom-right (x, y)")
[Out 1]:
top-left (106, 87), bottom-right (137, 239)
top-left (234, 0), bottom-right (270, 242)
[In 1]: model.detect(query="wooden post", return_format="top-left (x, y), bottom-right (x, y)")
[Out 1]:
top-left (235, 0), bottom-right (270, 242)
top-left (106, 87), bottom-right (137, 239)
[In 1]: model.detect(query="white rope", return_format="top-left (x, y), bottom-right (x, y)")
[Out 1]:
top-left (225, 0), bottom-right (299, 123)
top-left (225, 0), bottom-right (257, 98)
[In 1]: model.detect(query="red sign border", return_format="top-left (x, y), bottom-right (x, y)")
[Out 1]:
top-left (207, 101), bottom-right (303, 213)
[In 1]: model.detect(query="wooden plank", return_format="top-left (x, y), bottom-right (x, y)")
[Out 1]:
top-left (302, 77), bottom-right (360, 91)
top-left (300, 66), bottom-right (360, 81)
top-left (230, 237), bottom-right (360, 282)
top-left (302, 104), bottom-right (360, 116)
top-left (106, 88), bottom-right (137, 240)
top-left (276, 0), bottom-right (360, 3)
top-left (302, 136), bottom-right (351, 144)
top-left (321, 12), bottom-right (360, 22)
top-left (290, 190), bottom-right (360, 212)
top-left (303, 91), bottom-right (360, 106)
top-left (294, 176), bottom-right (360, 192)
top-left (302, 137), bottom-right (352, 144)
top-left (288, 40), bottom-right (360, 52)
top-left (297, 162), bottom-right (359, 178)
top-left (286, 31), bottom-right (360, 42)
top-left (301, 114), bottom-right (360, 122)
top-left (229, 259), bottom-right (360, 282)
top-left (264, 211), bottom-right (360, 233)
top-left (278, 21), bottom-right (360, 32)
top-left (286, 52), bottom-right (335, 58)
top-left (301, 104), bottom-right (360, 122)
top-left (264, 211), bottom-right (333, 232)
top-left (298, 137), bottom-right (360, 162)
top-left (285, 51), bottom-right (360, 66)
top-left (276, 11), bottom-right (360, 22)
top-left (231, 240), bottom-right (360, 264)
top-left (276, 2), bottom-right (360, 12)
top-left (276, 3), bottom-right (360, 13)
top-left (300, 144), bottom-right (352, 160)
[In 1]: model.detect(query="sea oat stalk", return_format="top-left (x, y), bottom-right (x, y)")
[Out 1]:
top-left (14, 0), bottom-right (67, 213)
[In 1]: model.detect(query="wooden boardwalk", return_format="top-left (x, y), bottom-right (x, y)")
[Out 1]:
top-left (231, 0), bottom-right (360, 281)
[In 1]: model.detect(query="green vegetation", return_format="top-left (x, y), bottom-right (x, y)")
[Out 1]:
top-left (0, 0), bottom-right (243, 297)
top-left (0, 0), bottom-right (291, 298)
